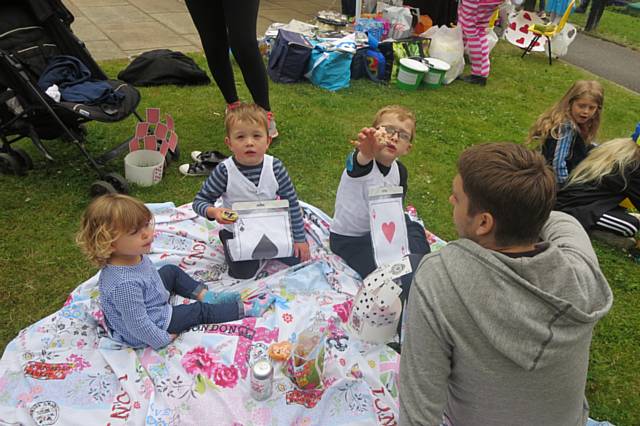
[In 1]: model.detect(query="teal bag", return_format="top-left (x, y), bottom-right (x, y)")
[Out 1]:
top-left (304, 44), bottom-right (353, 92)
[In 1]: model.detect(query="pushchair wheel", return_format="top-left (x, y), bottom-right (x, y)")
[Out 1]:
top-left (89, 180), bottom-right (117, 198)
top-left (0, 152), bottom-right (27, 176)
top-left (103, 172), bottom-right (129, 194)
top-left (11, 149), bottom-right (34, 170)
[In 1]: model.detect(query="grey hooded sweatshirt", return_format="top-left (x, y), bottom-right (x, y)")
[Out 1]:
top-left (399, 212), bottom-right (613, 426)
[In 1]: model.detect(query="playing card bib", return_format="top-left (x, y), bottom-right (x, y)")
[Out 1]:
top-left (228, 200), bottom-right (294, 261)
top-left (347, 256), bottom-right (413, 343)
top-left (504, 10), bottom-right (547, 52)
top-left (369, 186), bottom-right (410, 268)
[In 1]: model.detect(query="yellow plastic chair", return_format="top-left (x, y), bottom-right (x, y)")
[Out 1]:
top-left (520, 0), bottom-right (576, 65)
top-left (488, 8), bottom-right (500, 29)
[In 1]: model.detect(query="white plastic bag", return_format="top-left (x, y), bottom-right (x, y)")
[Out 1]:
top-left (487, 28), bottom-right (499, 53)
top-left (550, 23), bottom-right (577, 58)
top-left (422, 25), bottom-right (465, 84)
top-left (383, 6), bottom-right (413, 39)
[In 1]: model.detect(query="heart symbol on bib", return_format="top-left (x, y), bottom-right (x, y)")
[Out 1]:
top-left (509, 22), bottom-right (516, 30)
top-left (519, 24), bottom-right (529, 34)
top-left (515, 37), bottom-right (525, 45)
top-left (382, 222), bottom-right (396, 243)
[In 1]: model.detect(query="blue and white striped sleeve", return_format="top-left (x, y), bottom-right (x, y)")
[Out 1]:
top-left (552, 123), bottom-right (574, 184)
top-left (193, 163), bottom-right (228, 219)
top-left (109, 282), bottom-right (172, 350)
top-left (273, 159), bottom-right (306, 243)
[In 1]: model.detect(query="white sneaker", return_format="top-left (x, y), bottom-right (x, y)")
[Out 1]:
top-left (178, 162), bottom-right (216, 177)
top-left (190, 150), bottom-right (227, 163)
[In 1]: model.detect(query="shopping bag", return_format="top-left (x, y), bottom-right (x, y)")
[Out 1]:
top-left (305, 44), bottom-right (353, 91)
top-left (422, 25), bottom-right (464, 84)
top-left (550, 23), bottom-right (577, 58)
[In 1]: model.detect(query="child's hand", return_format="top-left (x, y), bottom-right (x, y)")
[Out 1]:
top-left (351, 127), bottom-right (385, 163)
top-left (208, 207), bottom-right (237, 225)
top-left (294, 242), bottom-right (310, 262)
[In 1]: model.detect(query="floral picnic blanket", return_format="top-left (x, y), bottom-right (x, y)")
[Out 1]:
top-left (0, 202), bottom-right (446, 426)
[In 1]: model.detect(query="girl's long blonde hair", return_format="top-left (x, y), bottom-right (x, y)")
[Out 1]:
top-left (567, 138), bottom-right (640, 187)
top-left (527, 80), bottom-right (604, 147)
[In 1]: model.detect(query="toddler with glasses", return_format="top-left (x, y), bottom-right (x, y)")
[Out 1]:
top-left (329, 105), bottom-right (430, 279)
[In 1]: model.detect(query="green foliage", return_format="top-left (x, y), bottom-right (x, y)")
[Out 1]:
top-left (571, 7), bottom-right (640, 50)
top-left (0, 46), bottom-right (639, 422)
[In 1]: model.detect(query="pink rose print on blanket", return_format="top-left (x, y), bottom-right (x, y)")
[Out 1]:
top-left (181, 347), bottom-right (218, 378)
top-left (211, 363), bottom-right (239, 388)
top-left (332, 299), bottom-right (354, 323)
top-left (181, 347), bottom-right (239, 391)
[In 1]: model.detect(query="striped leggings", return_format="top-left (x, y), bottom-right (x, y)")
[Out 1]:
top-left (457, 0), bottom-right (502, 77)
top-left (594, 208), bottom-right (640, 237)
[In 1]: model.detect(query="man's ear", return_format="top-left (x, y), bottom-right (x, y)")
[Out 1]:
top-left (475, 212), bottom-right (495, 238)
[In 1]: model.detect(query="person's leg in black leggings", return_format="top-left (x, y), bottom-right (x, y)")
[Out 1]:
top-left (223, 0), bottom-right (270, 111)
top-left (184, 0), bottom-right (239, 105)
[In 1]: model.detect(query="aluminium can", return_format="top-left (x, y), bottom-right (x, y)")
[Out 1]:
top-left (250, 360), bottom-right (273, 401)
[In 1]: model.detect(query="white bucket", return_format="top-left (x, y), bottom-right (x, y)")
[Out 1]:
top-left (396, 58), bottom-right (429, 90)
top-left (124, 150), bottom-right (164, 187)
top-left (423, 57), bottom-right (451, 88)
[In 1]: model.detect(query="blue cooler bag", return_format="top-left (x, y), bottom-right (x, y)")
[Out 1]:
top-left (304, 44), bottom-right (353, 92)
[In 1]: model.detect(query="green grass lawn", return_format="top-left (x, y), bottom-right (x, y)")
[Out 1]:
top-left (570, 7), bottom-right (640, 50)
top-left (1, 44), bottom-right (639, 423)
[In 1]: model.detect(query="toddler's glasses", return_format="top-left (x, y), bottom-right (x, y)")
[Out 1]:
top-left (377, 126), bottom-right (412, 143)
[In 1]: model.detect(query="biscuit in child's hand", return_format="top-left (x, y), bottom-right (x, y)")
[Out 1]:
top-left (222, 210), bottom-right (238, 222)
top-left (373, 127), bottom-right (390, 145)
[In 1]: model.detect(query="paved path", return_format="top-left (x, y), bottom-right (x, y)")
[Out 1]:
top-left (62, 0), bottom-right (334, 61)
top-left (62, 0), bottom-right (639, 94)
top-left (562, 32), bottom-right (640, 93)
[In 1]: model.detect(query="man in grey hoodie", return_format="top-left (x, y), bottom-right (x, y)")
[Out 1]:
top-left (399, 143), bottom-right (612, 426)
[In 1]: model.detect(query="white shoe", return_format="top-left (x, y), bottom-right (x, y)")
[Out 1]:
top-left (179, 162), bottom-right (215, 176)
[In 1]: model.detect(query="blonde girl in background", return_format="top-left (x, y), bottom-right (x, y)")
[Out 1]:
top-left (556, 136), bottom-right (640, 249)
top-left (528, 80), bottom-right (604, 185)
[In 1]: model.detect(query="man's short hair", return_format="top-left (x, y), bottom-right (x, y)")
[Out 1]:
top-left (457, 143), bottom-right (556, 246)
top-left (224, 103), bottom-right (269, 136)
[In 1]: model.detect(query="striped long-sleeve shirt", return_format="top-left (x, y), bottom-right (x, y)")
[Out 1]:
top-left (98, 256), bottom-right (172, 350)
top-left (193, 157), bottom-right (306, 242)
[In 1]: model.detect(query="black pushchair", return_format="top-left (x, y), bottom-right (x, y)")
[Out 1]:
top-left (0, 0), bottom-right (177, 195)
